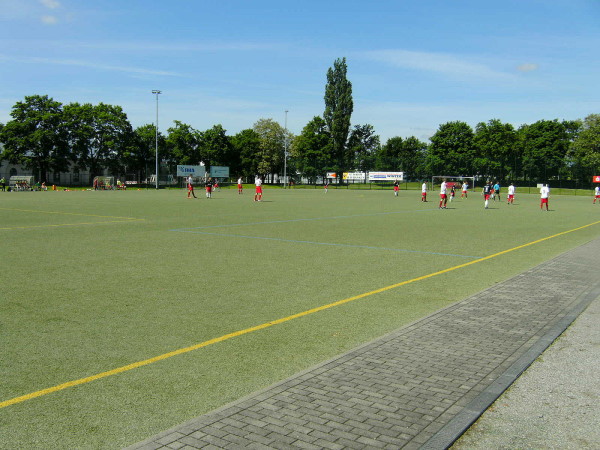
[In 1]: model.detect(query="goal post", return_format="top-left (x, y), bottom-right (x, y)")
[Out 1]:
top-left (431, 176), bottom-right (475, 194)
top-left (93, 176), bottom-right (115, 190)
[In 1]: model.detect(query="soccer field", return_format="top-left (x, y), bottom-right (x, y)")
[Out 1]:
top-left (1, 187), bottom-right (599, 448)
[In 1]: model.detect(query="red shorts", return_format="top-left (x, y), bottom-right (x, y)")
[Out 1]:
top-left (394, 186), bottom-right (399, 192)
top-left (595, 195), bottom-right (600, 199)
top-left (541, 198), bottom-right (548, 204)
top-left (440, 194), bottom-right (447, 199)
top-left (422, 192), bottom-right (427, 197)
top-left (484, 194), bottom-right (490, 200)
top-left (508, 194), bottom-right (514, 199)
top-left (238, 184), bottom-right (243, 190)
top-left (256, 186), bottom-right (262, 194)
top-left (206, 186), bottom-right (212, 192)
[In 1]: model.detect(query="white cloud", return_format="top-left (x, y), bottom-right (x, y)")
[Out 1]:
top-left (362, 49), bottom-right (514, 81)
top-left (517, 63), bottom-right (539, 72)
top-left (0, 54), bottom-right (188, 77)
top-left (41, 15), bottom-right (58, 24)
top-left (40, 0), bottom-right (61, 9)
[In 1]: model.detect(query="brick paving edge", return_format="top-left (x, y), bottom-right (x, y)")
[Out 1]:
top-left (421, 280), bottom-right (600, 450)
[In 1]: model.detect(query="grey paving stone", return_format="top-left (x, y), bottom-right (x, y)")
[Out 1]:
top-left (126, 238), bottom-right (600, 449)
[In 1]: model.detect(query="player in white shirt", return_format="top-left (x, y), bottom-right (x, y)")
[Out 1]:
top-left (254, 176), bottom-right (263, 202)
top-left (237, 177), bottom-right (243, 194)
top-left (540, 184), bottom-right (550, 210)
top-left (421, 182), bottom-right (427, 202)
top-left (507, 183), bottom-right (515, 204)
top-left (439, 179), bottom-right (448, 209)
top-left (593, 185), bottom-right (600, 204)
top-left (461, 182), bottom-right (469, 198)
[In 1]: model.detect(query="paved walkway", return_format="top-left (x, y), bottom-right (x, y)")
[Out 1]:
top-left (128, 238), bottom-right (600, 449)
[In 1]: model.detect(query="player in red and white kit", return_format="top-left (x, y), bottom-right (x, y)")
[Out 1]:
top-left (254, 176), bottom-right (263, 202)
top-left (439, 179), bottom-right (448, 209)
top-left (187, 175), bottom-right (197, 198)
top-left (507, 183), bottom-right (515, 204)
top-left (593, 185), bottom-right (600, 204)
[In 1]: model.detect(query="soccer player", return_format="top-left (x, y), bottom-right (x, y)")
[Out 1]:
top-left (461, 181), bottom-right (468, 198)
top-left (421, 181), bottom-right (427, 202)
top-left (205, 178), bottom-right (213, 198)
top-left (593, 185), bottom-right (600, 204)
top-left (254, 176), bottom-right (263, 202)
top-left (507, 183), bottom-right (515, 204)
top-left (449, 184), bottom-right (456, 202)
top-left (439, 179), bottom-right (448, 209)
top-left (540, 184), bottom-right (550, 210)
top-left (324, 180), bottom-right (329, 193)
top-left (393, 179), bottom-right (399, 197)
top-left (237, 176), bottom-right (243, 194)
top-left (482, 181), bottom-right (493, 209)
top-left (187, 175), bottom-right (197, 198)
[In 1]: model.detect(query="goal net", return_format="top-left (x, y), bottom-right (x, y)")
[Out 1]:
top-left (431, 176), bottom-right (475, 195)
top-left (93, 176), bottom-right (115, 190)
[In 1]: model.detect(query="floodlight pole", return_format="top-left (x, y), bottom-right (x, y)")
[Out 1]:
top-left (284, 110), bottom-right (288, 189)
top-left (152, 90), bottom-right (162, 189)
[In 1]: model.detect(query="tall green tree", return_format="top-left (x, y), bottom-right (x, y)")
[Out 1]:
top-left (569, 114), bottom-right (600, 180)
top-left (0, 95), bottom-right (69, 182)
top-left (198, 124), bottom-right (233, 173)
top-left (291, 116), bottom-right (331, 182)
top-left (473, 119), bottom-right (517, 181)
top-left (324, 57), bottom-right (353, 183)
top-left (347, 124), bottom-right (379, 179)
top-left (252, 118), bottom-right (285, 179)
top-left (428, 121), bottom-right (475, 176)
top-left (130, 124), bottom-right (166, 181)
top-left (166, 120), bottom-right (201, 167)
top-left (63, 102), bottom-right (134, 181)
top-left (231, 129), bottom-right (262, 178)
top-left (518, 119), bottom-right (570, 182)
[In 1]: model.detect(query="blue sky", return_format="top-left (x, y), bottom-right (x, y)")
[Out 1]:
top-left (1, 0), bottom-right (599, 142)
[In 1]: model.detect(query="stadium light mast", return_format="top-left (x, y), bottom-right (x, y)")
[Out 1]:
top-left (152, 90), bottom-right (162, 189)
top-left (284, 110), bottom-right (288, 189)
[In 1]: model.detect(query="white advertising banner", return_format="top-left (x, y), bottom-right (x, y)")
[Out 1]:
top-left (177, 165), bottom-right (206, 177)
top-left (368, 172), bottom-right (404, 181)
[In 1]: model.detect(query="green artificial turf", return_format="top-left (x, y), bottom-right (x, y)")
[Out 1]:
top-left (1, 187), bottom-right (599, 448)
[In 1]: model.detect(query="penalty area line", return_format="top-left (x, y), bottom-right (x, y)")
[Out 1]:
top-left (1, 219), bottom-right (599, 410)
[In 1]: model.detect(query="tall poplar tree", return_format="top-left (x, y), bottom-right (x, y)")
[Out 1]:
top-left (324, 57), bottom-right (353, 184)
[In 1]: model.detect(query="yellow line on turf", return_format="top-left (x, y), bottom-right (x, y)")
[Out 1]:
top-left (0, 219), bottom-right (145, 230)
top-left (1, 219), bottom-right (599, 409)
top-left (0, 207), bottom-right (141, 220)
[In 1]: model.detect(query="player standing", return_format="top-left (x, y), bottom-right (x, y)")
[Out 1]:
top-left (393, 179), bottom-right (399, 197)
top-left (254, 176), bottom-right (263, 202)
top-left (187, 175), bottom-right (197, 198)
top-left (507, 183), bottom-right (515, 204)
top-left (540, 184), bottom-right (550, 210)
top-left (205, 178), bottom-right (213, 198)
top-left (237, 176), bottom-right (243, 194)
top-left (421, 181), bottom-right (427, 202)
top-left (461, 181), bottom-right (468, 198)
top-left (593, 185), bottom-right (600, 203)
top-left (439, 179), bottom-right (448, 209)
top-left (482, 181), bottom-right (493, 209)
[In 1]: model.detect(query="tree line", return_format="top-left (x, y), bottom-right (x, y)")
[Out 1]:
top-left (1, 58), bottom-right (598, 186)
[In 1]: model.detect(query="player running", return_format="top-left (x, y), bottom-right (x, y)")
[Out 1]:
top-left (594, 185), bottom-right (600, 204)
top-left (461, 181), bottom-right (469, 198)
